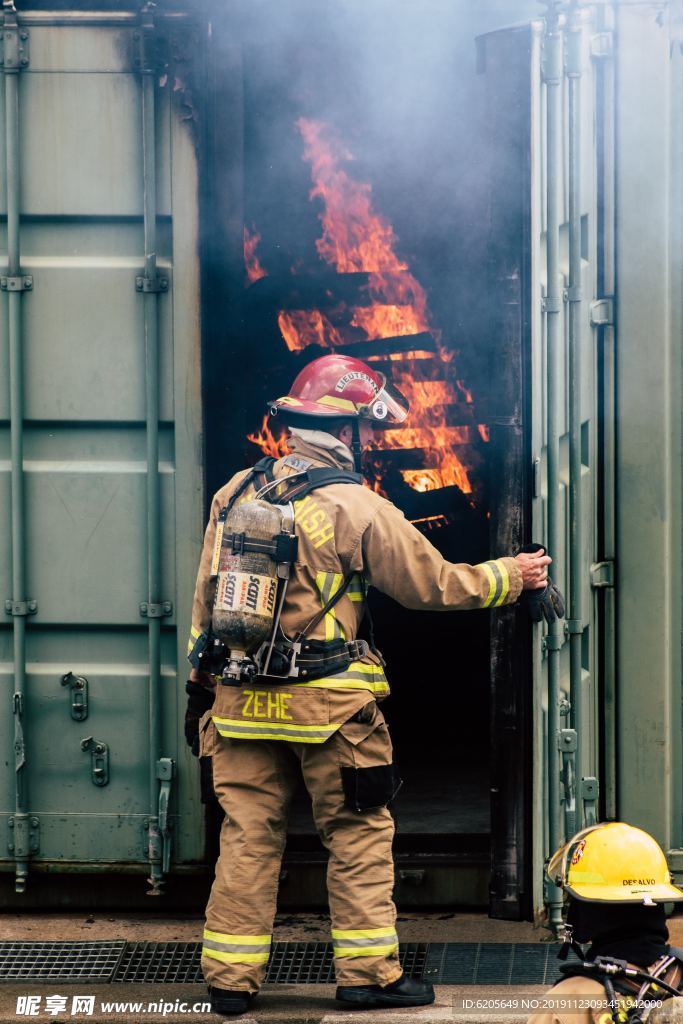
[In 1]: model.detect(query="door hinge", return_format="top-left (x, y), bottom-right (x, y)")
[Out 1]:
top-left (590, 561), bottom-right (615, 589)
top-left (0, 9), bottom-right (29, 71)
top-left (590, 298), bottom-right (614, 327)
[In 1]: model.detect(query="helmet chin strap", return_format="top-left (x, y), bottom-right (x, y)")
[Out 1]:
top-left (350, 419), bottom-right (363, 475)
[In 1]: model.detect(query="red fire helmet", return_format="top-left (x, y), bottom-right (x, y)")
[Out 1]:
top-left (269, 354), bottom-right (410, 425)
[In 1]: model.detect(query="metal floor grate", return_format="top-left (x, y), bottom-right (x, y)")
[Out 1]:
top-left (0, 941), bottom-right (126, 983)
top-left (424, 943), bottom-right (563, 986)
top-left (0, 940), bottom-right (562, 985)
top-left (114, 942), bottom-right (202, 984)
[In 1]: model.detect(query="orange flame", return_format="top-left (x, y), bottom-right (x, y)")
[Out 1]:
top-left (246, 415), bottom-right (291, 459)
top-left (278, 310), bottom-right (345, 352)
top-left (244, 226), bottom-right (267, 284)
top-left (249, 118), bottom-right (486, 499)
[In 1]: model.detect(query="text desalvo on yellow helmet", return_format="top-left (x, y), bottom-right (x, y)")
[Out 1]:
top-left (547, 821), bottom-right (683, 904)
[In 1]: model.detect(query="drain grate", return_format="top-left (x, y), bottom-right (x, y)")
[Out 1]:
top-left (114, 942), bottom-right (202, 984)
top-left (0, 941), bottom-right (562, 985)
top-left (112, 941), bottom-right (427, 985)
top-left (424, 943), bottom-right (563, 986)
top-left (0, 941), bottom-right (126, 983)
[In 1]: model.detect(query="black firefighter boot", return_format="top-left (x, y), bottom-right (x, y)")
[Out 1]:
top-left (208, 986), bottom-right (254, 1016)
top-left (336, 973), bottom-right (435, 1008)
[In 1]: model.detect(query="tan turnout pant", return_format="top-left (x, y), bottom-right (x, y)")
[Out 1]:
top-left (199, 700), bottom-right (402, 993)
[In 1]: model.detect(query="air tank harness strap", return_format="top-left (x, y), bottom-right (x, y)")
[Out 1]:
top-left (264, 574), bottom-right (371, 682)
top-left (558, 956), bottom-right (683, 1024)
top-left (222, 530), bottom-right (298, 562)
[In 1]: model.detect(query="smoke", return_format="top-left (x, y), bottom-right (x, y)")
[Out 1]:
top-left (210, 0), bottom-right (540, 276)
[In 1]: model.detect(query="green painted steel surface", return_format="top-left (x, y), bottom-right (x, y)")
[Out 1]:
top-left (529, 6), bottom-right (605, 919)
top-left (0, 13), bottom-right (204, 878)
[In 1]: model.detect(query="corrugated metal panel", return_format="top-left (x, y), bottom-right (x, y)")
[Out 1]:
top-left (0, 11), bottom-right (204, 887)
top-left (529, 6), bottom-right (603, 921)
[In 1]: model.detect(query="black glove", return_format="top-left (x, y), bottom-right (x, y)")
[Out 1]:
top-left (517, 543), bottom-right (566, 624)
top-left (184, 679), bottom-right (215, 756)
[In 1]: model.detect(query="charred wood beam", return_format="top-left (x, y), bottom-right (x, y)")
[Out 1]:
top-left (332, 333), bottom-right (435, 359)
top-left (244, 271), bottom-right (373, 311)
top-left (368, 445), bottom-right (473, 469)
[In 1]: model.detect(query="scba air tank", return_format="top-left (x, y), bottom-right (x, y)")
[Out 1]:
top-left (212, 499), bottom-right (285, 674)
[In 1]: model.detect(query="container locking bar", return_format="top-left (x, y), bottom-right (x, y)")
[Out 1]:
top-left (146, 758), bottom-right (175, 894)
top-left (560, 728), bottom-right (578, 839)
top-left (139, 601), bottom-right (172, 618)
top-left (0, 274), bottom-right (32, 291)
top-left (4, 0), bottom-right (33, 895)
top-left (5, 600), bottom-right (36, 616)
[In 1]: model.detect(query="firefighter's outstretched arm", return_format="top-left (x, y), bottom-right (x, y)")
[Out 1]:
top-left (358, 497), bottom-right (551, 612)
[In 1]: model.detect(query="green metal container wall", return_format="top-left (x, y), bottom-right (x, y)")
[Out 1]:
top-left (0, 12), bottom-right (205, 882)
top-left (529, 9), bottom-right (605, 920)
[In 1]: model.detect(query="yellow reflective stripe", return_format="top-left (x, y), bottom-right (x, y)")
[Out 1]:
top-left (212, 716), bottom-right (342, 743)
top-left (277, 395), bottom-right (303, 407)
top-left (480, 563), bottom-right (497, 608)
top-left (491, 559), bottom-right (510, 607)
top-left (187, 624), bottom-right (202, 655)
top-left (203, 948), bottom-right (270, 965)
top-left (332, 927), bottom-right (397, 940)
top-left (203, 930), bottom-right (270, 944)
top-left (333, 943), bottom-right (399, 959)
top-left (212, 716), bottom-right (338, 732)
top-left (315, 571), bottom-right (345, 641)
top-left (295, 660), bottom-right (389, 694)
top-left (297, 680), bottom-right (391, 694)
top-left (296, 663), bottom-right (389, 696)
top-left (348, 573), bottom-right (365, 603)
top-left (477, 560), bottom-right (510, 608)
top-left (317, 394), bottom-right (357, 411)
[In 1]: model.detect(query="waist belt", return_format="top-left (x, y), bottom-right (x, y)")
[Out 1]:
top-left (295, 637), bottom-right (370, 681)
top-left (219, 636), bottom-right (370, 686)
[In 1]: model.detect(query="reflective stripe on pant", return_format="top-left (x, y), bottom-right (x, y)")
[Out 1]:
top-left (201, 703), bottom-right (402, 993)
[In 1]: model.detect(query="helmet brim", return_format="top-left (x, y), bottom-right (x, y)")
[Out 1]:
top-left (565, 882), bottom-right (683, 903)
top-left (269, 376), bottom-right (410, 425)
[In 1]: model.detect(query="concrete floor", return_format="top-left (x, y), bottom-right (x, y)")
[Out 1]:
top-left (0, 911), bottom-right (546, 943)
top-left (3, 913), bottom-right (683, 1022)
top-left (6, 908), bottom-right (683, 943)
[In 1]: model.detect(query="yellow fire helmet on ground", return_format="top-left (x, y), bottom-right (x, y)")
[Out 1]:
top-left (548, 821), bottom-right (683, 905)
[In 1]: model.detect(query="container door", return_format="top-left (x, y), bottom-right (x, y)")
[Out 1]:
top-left (480, 6), bottom-right (611, 920)
top-left (0, 10), bottom-right (203, 894)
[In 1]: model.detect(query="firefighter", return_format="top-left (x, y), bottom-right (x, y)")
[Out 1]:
top-left (185, 353), bottom-right (560, 1015)
top-left (528, 822), bottom-right (683, 1024)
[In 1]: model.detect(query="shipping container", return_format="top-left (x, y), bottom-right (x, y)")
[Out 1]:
top-left (1, 0), bottom-right (681, 923)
